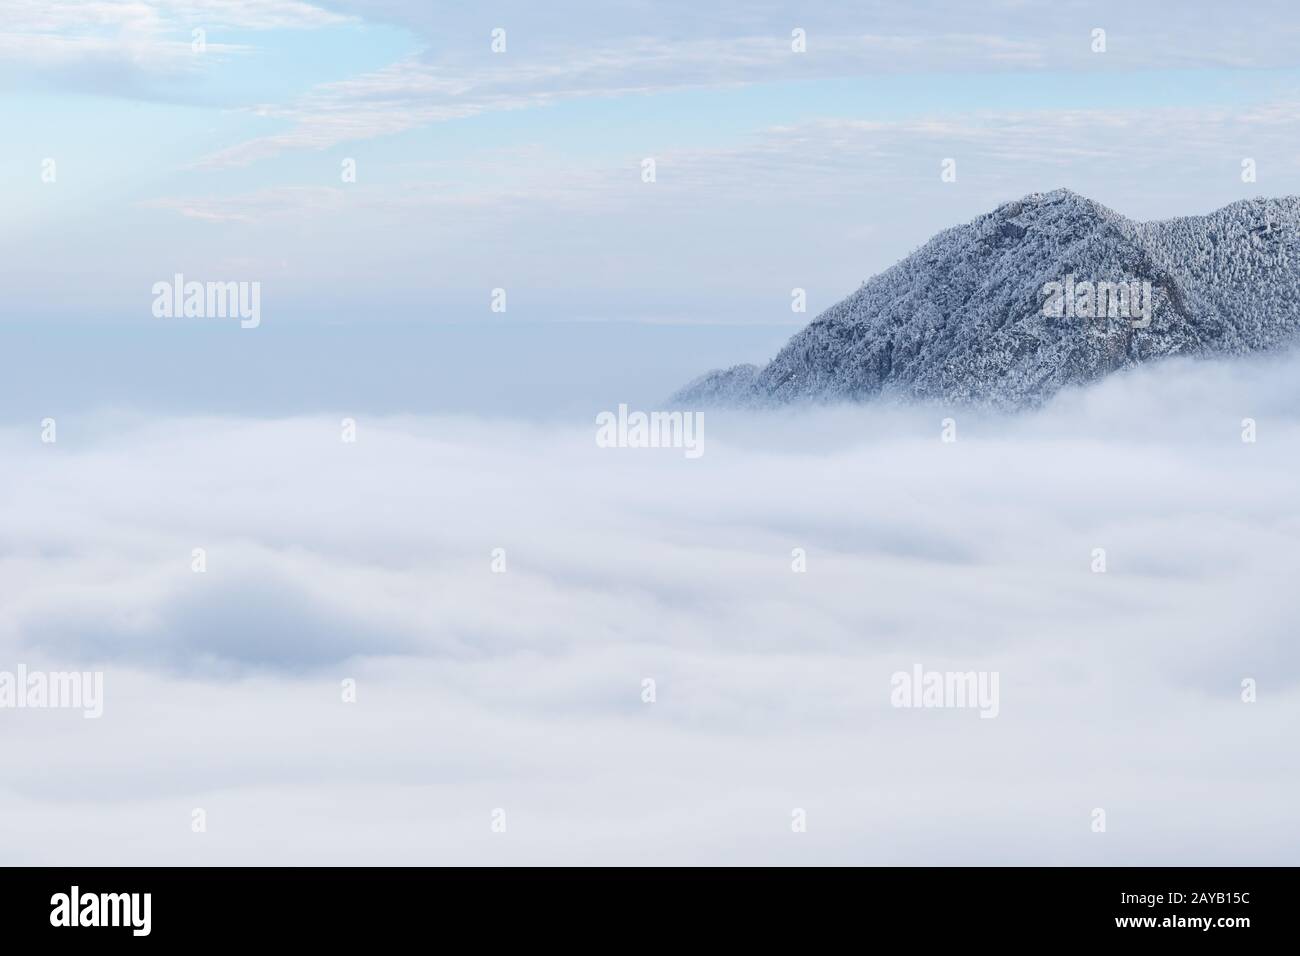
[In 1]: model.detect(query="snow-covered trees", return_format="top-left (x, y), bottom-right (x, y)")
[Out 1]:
top-left (672, 189), bottom-right (1300, 409)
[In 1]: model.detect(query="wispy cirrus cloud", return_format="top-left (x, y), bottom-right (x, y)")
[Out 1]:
top-left (191, 37), bottom-right (831, 168)
top-left (161, 99), bottom-right (1300, 224)
top-left (142, 185), bottom-right (348, 222)
top-left (0, 0), bottom-right (350, 84)
top-left (188, 0), bottom-right (1300, 168)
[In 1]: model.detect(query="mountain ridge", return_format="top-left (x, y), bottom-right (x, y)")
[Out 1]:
top-left (671, 189), bottom-right (1300, 408)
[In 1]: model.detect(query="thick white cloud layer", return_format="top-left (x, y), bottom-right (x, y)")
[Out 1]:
top-left (2, 351), bottom-right (1299, 863)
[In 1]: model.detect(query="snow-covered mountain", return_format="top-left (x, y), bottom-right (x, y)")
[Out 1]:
top-left (671, 189), bottom-right (1300, 408)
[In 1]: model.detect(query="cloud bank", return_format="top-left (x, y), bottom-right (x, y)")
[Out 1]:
top-left (2, 351), bottom-right (1299, 863)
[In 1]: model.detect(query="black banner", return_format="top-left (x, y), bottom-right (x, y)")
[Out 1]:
top-left (0, 867), bottom-right (1279, 944)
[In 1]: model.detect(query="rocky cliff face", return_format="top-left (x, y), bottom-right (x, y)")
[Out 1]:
top-left (672, 190), bottom-right (1300, 408)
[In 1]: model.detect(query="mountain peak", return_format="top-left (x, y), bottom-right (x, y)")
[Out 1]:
top-left (989, 188), bottom-right (1119, 223)
top-left (672, 194), bottom-right (1300, 409)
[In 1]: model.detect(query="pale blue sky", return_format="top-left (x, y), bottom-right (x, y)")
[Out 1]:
top-left (4, 0), bottom-right (1300, 414)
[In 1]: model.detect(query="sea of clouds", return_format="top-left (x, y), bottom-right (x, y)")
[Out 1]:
top-left (2, 351), bottom-right (1299, 864)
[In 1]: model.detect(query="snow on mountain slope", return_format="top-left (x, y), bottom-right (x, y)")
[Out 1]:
top-left (672, 189), bottom-right (1300, 408)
